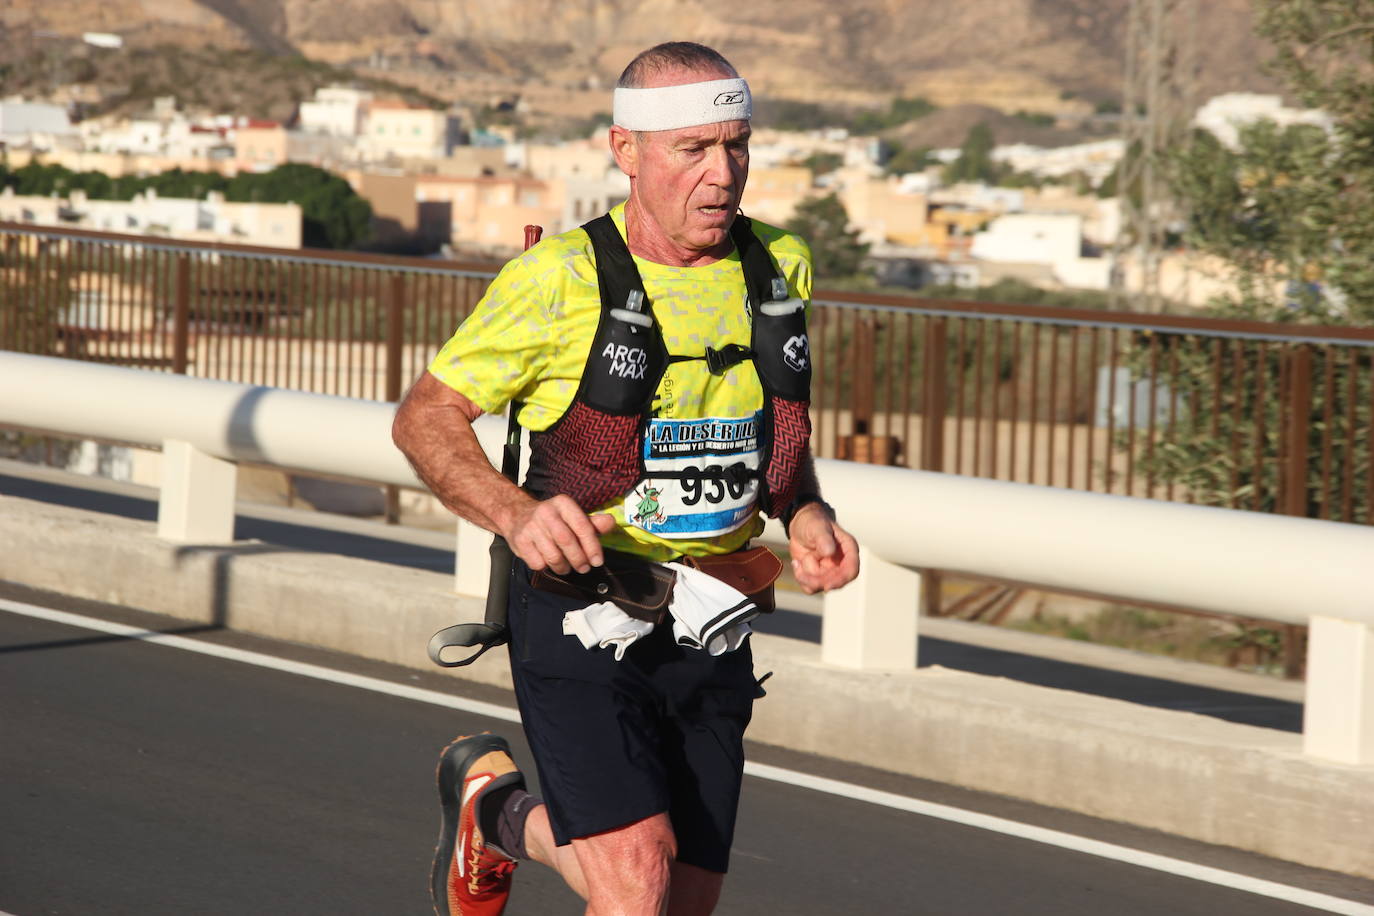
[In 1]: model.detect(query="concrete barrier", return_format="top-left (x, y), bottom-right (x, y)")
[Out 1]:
top-left (2, 490), bottom-right (1370, 880)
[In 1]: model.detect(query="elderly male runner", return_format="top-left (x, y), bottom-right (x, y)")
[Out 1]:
top-left (393, 41), bottom-right (859, 916)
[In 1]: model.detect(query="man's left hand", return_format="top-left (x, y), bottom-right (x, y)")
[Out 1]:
top-left (788, 503), bottom-right (860, 594)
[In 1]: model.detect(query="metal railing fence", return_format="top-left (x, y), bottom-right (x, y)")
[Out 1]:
top-left (4, 220), bottom-right (1372, 526)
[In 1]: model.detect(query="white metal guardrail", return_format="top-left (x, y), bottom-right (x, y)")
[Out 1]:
top-left (1, 352), bottom-right (1371, 765)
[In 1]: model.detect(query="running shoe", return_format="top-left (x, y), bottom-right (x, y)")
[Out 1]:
top-left (431, 734), bottom-right (523, 916)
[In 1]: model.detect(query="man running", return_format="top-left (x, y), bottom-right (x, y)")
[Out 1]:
top-left (393, 40), bottom-right (859, 916)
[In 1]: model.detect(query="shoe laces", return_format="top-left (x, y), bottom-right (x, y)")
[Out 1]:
top-left (467, 854), bottom-right (516, 896)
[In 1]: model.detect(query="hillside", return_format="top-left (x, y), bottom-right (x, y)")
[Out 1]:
top-left (0, 0), bottom-right (1280, 130)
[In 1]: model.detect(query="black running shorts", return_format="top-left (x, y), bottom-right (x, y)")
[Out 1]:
top-left (505, 558), bottom-right (760, 874)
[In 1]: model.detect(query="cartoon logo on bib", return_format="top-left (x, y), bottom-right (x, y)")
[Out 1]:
top-left (782, 334), bottom-right (809, 373)
top-left (632, 485), bottom-right (667, 527)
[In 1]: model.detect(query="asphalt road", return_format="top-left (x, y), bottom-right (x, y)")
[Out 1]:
top-left (2, 586), bottom-right (1371, 916)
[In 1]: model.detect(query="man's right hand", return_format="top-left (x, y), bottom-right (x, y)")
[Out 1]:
top-left (503, 494), bottom-right (618, 575)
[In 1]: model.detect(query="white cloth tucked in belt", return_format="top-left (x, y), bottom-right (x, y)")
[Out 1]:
top-left (664, 563), bottom-right (759, 656)
top-left (561, 601), bottom-right (655, 660)
top-left (561, 564), bottom-right (760, 659)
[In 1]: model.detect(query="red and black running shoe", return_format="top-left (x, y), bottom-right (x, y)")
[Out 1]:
top-left (431, 734), bottom-right (523, 916)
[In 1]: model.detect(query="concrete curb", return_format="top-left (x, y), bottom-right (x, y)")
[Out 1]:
top-left (2, 493), bottom-right (1371, 879)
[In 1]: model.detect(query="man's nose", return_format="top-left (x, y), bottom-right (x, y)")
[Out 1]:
top-left (703, 146), bottom-right (738, 186)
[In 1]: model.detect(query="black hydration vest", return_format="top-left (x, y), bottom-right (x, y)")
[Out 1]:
top-left (523, 213), bottom-right (812, 522)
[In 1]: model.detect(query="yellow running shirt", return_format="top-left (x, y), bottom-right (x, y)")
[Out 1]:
top-left (428, 204), bottom-right (812, 560)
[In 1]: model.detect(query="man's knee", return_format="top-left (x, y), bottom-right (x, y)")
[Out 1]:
top-left (573, 814), bottom-right (677, 912)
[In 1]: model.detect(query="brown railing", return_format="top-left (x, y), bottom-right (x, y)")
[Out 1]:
top-left (0, 222), bottom-right (497, 402)
top-left (810, 292), bottom-right (1374, 525)
top-left (4, 221), bottom-right (1372, 526)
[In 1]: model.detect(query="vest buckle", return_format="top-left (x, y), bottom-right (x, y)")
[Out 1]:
top-left (704, 343), bottom-right (754, 375)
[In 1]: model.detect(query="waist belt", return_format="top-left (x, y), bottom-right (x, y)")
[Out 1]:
top-left (530, 545), bottom-right (783, 623)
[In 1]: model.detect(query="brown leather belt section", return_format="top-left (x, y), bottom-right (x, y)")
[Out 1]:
top-left (529, 545), bottom-right (783, 624)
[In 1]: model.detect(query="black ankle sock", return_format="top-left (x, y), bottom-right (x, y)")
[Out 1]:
top-left (479, 784), bottom-right (542, 860)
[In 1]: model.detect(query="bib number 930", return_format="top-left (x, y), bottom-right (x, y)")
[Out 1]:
top-left (680, 466), bottom-right (749, 505)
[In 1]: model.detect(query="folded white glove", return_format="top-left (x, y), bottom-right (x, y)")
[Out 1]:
top-left (664, 563), bottom-right (759, 656)
top-left (562, 601), bottom-right (655, 661)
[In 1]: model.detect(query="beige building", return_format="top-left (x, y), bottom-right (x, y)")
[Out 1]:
top-left (838, 177), bottom-right (931, 247)
top-left (234, 121), bottom-right (290, 171)
top-left (414, 174), bottom-right (563, 255)
top-left (741, 166), bottom-right (813, 226)
top-left (361, 102), bottom-right (461, 163)
top-left (523, 139), bottom-right (614, 182)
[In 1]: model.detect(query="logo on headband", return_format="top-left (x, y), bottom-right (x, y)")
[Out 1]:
top-left (714, 91), bottom-right (746, 106)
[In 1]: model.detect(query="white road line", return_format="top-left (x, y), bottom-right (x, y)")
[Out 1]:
top-left (5, 597), bottom-right (1373, 916)
top-left (0, 599), bottom-right (521, 725)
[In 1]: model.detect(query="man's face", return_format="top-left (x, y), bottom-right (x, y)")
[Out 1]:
top-left (611, 68), bottom-right (750, 263)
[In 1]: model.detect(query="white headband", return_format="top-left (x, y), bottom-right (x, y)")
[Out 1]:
top-left (612, 78), bottom-right (752, 132)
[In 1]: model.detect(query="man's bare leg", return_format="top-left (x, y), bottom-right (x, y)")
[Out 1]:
top-left (523, 809), bottom-right (724, 916)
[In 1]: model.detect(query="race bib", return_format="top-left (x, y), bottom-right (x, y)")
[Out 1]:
top-left (623, 412), bottom-right (762, 538)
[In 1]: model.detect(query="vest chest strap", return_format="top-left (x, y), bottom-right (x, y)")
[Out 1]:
top-left (667, 343), bottom-right (756, 376)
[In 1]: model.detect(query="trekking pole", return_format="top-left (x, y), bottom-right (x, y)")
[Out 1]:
top-left (427, 224), bottom-right (543, 667)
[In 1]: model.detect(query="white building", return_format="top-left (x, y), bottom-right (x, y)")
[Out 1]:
top-left (0, 101), bottom-right (78, 150)
top-left (0, 187), bottom-right (302, 249)
top-left (747, 129), bottom-right (878, 173)
top-left (299, 86), bottom-right (373, 139)
top-left (1193, 93), bottom-right (1333, 149)
top-left (970, 212), bottom-right (1110, 290)
top-left (82, 117), bottom-right (169, 156)
top-left (991, 139), bottom-right (1124, 185)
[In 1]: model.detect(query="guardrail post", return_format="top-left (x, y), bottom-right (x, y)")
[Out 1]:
top-left (921, 316), bottom-right (947, 472)
top-left (1303, 616), bottom-right (1374, 765)
top-left (172, 253), bottom-right (190, 375)
top-left (1280, 344), bottom-right (1312, 517)
top-left (157, 439), bottom-right (236, 543)
top-left (454, 517), bottom-right (491, 597)
top-left (919, 318), bottom-right (948, 617)
top-left (821, 546), bottom-right (919, 669)
top-left (1279, 344), bottom-right (1314, 676)
top-left (384, 274), bottom-right (406, 524)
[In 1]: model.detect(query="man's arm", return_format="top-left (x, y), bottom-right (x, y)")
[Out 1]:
top-left (785, 450), bottom-right (860, 594)
top-left (392, 372), bottom-right (614, 574)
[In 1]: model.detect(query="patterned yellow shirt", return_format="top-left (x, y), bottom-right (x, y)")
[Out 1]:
top-left (429, 204), bottom-right (812, 560)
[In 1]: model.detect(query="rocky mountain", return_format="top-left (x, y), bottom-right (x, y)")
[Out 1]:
top-left (2, 0), bottom-right (1279, 128)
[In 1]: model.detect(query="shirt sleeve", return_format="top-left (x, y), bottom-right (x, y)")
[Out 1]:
top-left (426, 251), bottom-right (555, 415)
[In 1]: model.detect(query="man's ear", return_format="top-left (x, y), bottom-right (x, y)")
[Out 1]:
top-left (609, 126), bottom-right (638, 178)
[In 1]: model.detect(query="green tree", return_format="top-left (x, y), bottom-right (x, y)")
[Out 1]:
top-left (227, 164), bottom-right (371, 249)
top-left (1131, 0), bottom-right (1374, 521)
top-left (784, 193), bottom-right (870, 281)
top-left (798, 151), bottom-right (843, 176)
top-left (850, 96), bottom-right (937, 134)
top-left (943, 123), bottom-right (997, 184)
top-left (883, 142), bottom-right (933, 176)
top-left (1170, 120), bottom-right (1341, 320)
top-left (1170, 0), bottom-right (1374, 323)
